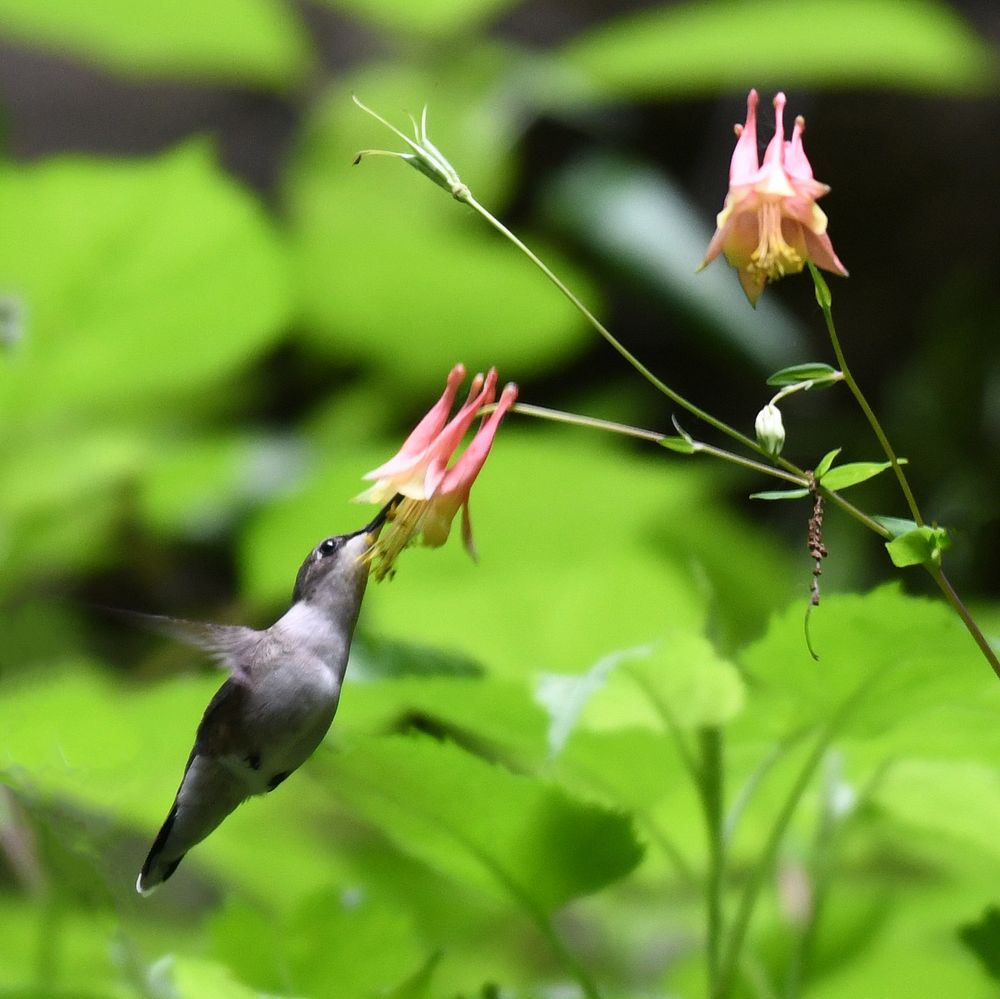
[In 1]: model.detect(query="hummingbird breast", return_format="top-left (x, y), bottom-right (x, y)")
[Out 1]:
top-left (238, 651), bottom-right (343, 794)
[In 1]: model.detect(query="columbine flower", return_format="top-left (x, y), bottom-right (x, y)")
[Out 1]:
top-left (701, 90), bottom-right (847, 305)
top-left (359, 366), bottom-right (518, 580)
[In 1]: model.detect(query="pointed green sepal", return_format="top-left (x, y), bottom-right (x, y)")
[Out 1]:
top-left (659, 436), bottom-right (697, 455)
top-left (808, 262), bottom-right (833, 308)
top-left (749, 488), bottom-right (811, 501)
top-left (766, 362), bottom-right (840, 387)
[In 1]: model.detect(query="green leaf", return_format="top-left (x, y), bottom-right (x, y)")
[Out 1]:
top-left (875, 515), bottom-right (920, 539)
top-left (736, 586), bottom-right (990, 742)
top-left (659, 435), bottom-right (697, 454)
top-left (0, 0), bottom-right (310, 88)
top-left (766, 362), bottom-right (839, 387)
top-left (958, 906), bottom-right (1000, 983)
top-left (814, 448), bottom-right (841, 478)
top-left (287, 891), bottom-right (428, 999)
top-left (885, 525), bottom-right (951, 568)
top-left (538, 633), bottom-right (745, 746)
top-left (316, 0), bottom-right (518, 38)
top-left (0, 141), bottom-right (291, 420)
top-left (340, 674), bottom-right (550, 766)
top-left (873, 759), bottom-right (1000, 861)
top-left (321, 734), bottom-right (644, 912)
top-left (819, 459), bottom-right (904, 491)
top-left (386, 952), bottom-right (443, 999)
top-left (290, 57), bottom-right (594, 389)
top-left (168, 956), bottom-right (262, 998)
top-left (560, 0), bottom-right (995, 96)
top-left (749, 488), bottom-right (811, 501)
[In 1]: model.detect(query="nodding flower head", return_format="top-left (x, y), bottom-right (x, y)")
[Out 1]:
top-left (358, 366), bottom-right (517, 580)
top-left (701, 90), bottom-right (847, 305)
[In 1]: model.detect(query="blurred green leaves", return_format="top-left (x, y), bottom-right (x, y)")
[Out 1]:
top-left (1, 3), bottom-right (999, 996)
top-left (561, 0), bottom-right (996, 97)
top-left (324, 734), bottom-right (643, 912)
top-left (0, 141), bottom-right (290, 417)
top-left (289, 56), bottom-right (595, 391)
top-left (0, 0), bottom-right (311, 87)
top-left (318, 0), bottom-right (517, 39)
top-left (0, 141), bottom-right (291, 585)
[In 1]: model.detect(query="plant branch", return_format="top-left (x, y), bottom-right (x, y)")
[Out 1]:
top-left (713, 679), bottom-right (874, 999)
top-left (463, 193), bottom-right (768, 457)
top-left (808, 264), bottom-right (923, 526)
top-left (926, 564), bottom-right (1000, 681)
top-left (699, 728), bottom-right (726, 995)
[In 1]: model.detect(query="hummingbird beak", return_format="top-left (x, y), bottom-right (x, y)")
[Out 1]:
top-left (354, 495), bottom-right (402, 545)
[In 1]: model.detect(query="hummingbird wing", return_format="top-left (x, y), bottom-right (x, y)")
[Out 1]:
top-left (111, 609), bottom-right (262, 681)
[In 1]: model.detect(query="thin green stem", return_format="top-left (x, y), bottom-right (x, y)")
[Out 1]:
top-left (815, 487), bottom-right (889, 538)
top-left (713, 679), bottom-right (874, 999)
top-left (463, 193), bottom-right (766, 457)
top-left (768, 374), bottom-right (844, 409)
top-left (507, 402), bottom-right (664, 443)
top-left (723, 729), bottom-right (809, 845)
top-left (809, 264), bottom-right (923, 527)
top-left (926, 564), bottom-right (1000, 681)
top-left (631, 669), bottom-right (728, 995)
top-left (504, 402), bottom-right (810, 487)
top-left (699, 728), bottom-right (726, 996)
top-left (784, 761), bottom-right (890, 999)
top-left (628, 670), bottom-right (700, 785)
top-left (497, 402), bottom-right (892, 541)
top-left (697, 441), bottom-right (808, 487)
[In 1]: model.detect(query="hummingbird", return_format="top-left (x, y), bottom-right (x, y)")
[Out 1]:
top-left (135, 503), bottom-right (394, 895)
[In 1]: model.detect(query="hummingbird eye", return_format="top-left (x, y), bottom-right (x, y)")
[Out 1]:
top-left (318, 537), bottom-right (341, 557)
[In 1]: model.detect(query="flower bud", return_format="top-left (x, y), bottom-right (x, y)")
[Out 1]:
top-left (755, 402), bottom-right (785, 456)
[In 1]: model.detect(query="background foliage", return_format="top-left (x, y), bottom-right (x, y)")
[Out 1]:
top-left (1, 1), bottom-right (998, 996)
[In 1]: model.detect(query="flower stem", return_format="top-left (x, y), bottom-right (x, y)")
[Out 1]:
top-left (699, 728), bottom-right (726, 996)
top-left (462, 193), bottom-right (765, 457)
top-left (502, 402), bottom-right (894, 538)
top-left (507, 402), bottom-right (665, 444)
top-left (503, 402), bottom-right (809, 486)
top-left (926, 564), bottom-right (1000, 681)
top-left (808, 264), bottom-right (923, 527)
top-left (713, 678), bottom-right (874, 999)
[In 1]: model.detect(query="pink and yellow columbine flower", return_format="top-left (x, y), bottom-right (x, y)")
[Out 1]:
top-left (358, 365), bottom-right (518, 580)
top-left (702, 90), bottom-right (847, 305)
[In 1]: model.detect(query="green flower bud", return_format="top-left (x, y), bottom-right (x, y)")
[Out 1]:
top-left (755, 402), bottom-right (785, 456)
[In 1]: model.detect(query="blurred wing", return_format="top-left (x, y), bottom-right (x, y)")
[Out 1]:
top-left (108, 609), bottom-right (262, 681)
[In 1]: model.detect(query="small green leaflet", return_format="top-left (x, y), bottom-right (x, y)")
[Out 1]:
top-left (749, 488), bottom-right (811, 501)
top-left (766, 362), bottom-right (840, 387)
top-left (819, 459), bottom-right (906, 491)
top-left (885, 525), bottom-right (951, 568)
top-left (814, 448), bottom-right (841, 479)
top-left (874, 515), bottom-right (918, 538)
top-left (659, 436), bottom-right (697, 454)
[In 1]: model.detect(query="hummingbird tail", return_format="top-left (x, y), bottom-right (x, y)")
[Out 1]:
top-left (136, 803), bottom-right (186, 895)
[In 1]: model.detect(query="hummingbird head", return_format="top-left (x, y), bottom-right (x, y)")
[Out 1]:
top-left (290, 501), bottom-right (396, 607)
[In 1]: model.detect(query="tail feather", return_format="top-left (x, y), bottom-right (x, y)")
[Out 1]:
top-left (136, 754), bottom-right (249, 895)
top-left (137, 803), bottom-right (184, 895)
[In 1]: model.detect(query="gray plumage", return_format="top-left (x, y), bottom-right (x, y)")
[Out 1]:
top-left (136, 508), bottom-right (390, 895)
